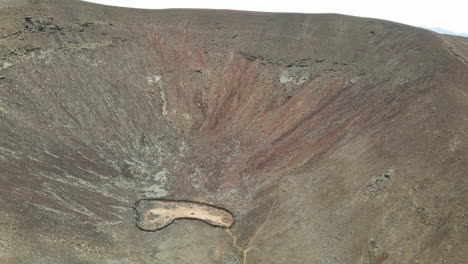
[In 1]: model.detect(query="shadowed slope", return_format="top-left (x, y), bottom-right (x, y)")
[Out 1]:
top-left (0, 0), bottom-right (467, 263)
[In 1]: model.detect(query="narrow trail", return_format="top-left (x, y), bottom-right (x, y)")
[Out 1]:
top-left (226, 187), bottom-right (280, 264)
top-left (226, 229), bottom-right (249, 264)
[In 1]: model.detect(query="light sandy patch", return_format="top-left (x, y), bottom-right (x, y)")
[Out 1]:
top-left (134, 200), bottom-right (234, 231)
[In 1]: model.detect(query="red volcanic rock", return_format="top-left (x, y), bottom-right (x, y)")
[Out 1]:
top-left (0, 0), bottom-right (466, 263)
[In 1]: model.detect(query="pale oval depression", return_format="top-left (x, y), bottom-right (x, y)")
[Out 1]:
top-left (135, 200), bottom-right (235, 231)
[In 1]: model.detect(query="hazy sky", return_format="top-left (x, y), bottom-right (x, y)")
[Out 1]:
top-left (82, 0), bottom-right (468, 34)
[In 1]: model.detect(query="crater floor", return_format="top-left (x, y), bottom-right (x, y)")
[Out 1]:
top-left (135, 199), bottom-right (235, 231)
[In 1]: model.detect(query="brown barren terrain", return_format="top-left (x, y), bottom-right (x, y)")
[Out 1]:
top-left (0, 0), bottom-right (467, 263)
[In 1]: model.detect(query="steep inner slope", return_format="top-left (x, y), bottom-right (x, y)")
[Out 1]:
top-left (0, 0), bottom-right (467, 263)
